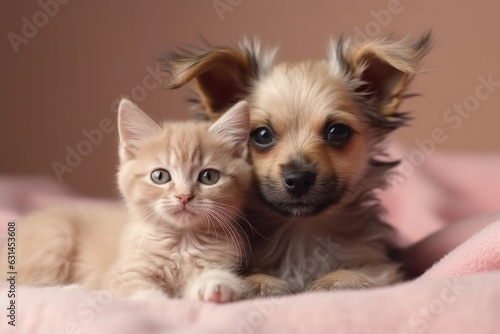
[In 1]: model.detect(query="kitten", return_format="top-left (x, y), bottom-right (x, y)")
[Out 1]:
top-left (106, 99), bottom-right (252, 301)
top-left (1, 99), bottom-right (252, 303)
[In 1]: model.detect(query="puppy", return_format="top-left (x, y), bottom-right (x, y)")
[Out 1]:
top-left (160, 34), bottom-right (432, 297)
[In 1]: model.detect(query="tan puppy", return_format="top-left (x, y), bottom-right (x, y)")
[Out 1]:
top-left (161, 34), bottom-right (432, 296)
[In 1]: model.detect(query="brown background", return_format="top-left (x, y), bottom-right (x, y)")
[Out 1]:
top-left (1, 0), bottom-right (499, 197)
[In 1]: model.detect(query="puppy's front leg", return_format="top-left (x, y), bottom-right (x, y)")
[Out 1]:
top-left (244, 272), bottom-right (294, 298)
top-left (306, 269), bottom-right (375, 291)
top-left (306, 263), bottom-right (403, 292)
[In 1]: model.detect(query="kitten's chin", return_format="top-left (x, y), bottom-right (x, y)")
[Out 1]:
top-left (161, 209), bottom-right (205, 229)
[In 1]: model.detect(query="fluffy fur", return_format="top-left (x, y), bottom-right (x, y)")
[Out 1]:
top-left (0, 100), bottom-right (253, 302)
top-left (161, 33), bottom-right (432, 295)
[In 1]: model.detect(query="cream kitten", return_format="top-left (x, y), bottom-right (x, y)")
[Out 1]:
top-left (107, 99), bottom-right (252, 302)
top-left (0, 99), bottom-right (252, 303)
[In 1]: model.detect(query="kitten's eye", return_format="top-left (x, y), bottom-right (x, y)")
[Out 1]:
top-left (151, 169), bottom-right (171, 184)
top-left (198, 169), bottom-right (220, 185)
top-left (251, 127), bottom-right (275, 148)
top-left (325, 123), bottom-right (352, 146)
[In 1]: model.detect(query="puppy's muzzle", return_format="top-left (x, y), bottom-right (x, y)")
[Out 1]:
top-left (257, 159), bottom-right (340, 217)
top-left (283, 170), bottom-right (316, 198)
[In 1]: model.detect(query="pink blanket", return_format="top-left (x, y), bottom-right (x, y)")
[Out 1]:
top-left (1, 146), bottom-right (500, 333)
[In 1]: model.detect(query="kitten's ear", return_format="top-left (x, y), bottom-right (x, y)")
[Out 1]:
top-left (208, 100), bottom-right (250, 151)
top-left (118, 98), bottom-right (161, 162)
top-left (331, 33), bottom-right (432, 117)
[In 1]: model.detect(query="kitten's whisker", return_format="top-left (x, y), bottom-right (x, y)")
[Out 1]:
top-left (199, 201), bottom-right (255, 259)
top-left (204, 207), bottom-right (250, 266)
top-left (210, 206), bottom-right (249, 238)
top-left (204, 210), bottom-right (237, 256)
top-left (202, 212), bottom-right (219, 241)
top-left (124, 208), bottom-right (157, 257)
top-left (205, 209), bottom-right (242, 247)
top-left (137, 208), bottom-right (164, 258)
top-left (205, 201), bottom-right (265, 240)
top-left (210, 202), bottom-right (248, 219)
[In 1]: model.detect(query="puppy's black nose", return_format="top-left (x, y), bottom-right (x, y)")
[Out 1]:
top-left (283, 170), bottom-right (316, 197)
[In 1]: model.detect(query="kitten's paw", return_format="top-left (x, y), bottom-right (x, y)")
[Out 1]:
top-left (185, 269), bottom-right (242, 303)
top-left (129, 289), bottom-right (167, 301)
top-left (198, 282), bottom-right (237, 303)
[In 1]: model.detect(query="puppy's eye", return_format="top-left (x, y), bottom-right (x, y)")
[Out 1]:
top-left (326, 123), bottom-right (352, 146)
top-left (151, 169), bottom-right (171, 184)
top-left (252, 127), bottom-right (275, 148)
top-left (199, 169), bottom-right (220, 185)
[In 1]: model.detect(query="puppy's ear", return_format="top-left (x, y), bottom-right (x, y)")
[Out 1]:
top-left (332, 33), bottom-right (432, 117)
top-left (161, 39), bottom-right (276, 120)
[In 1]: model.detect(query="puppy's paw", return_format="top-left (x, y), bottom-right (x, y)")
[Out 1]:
top-left (306, 269), bottom-right (375, 292)
top-left (244, 273), bottom-right (293, 298)
top-left (129, 288), bottom-right (168, 301)
top-left (185, 269), bottom-right (242, 303)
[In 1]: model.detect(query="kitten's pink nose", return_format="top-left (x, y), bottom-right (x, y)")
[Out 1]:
top-left (176, 194), bottom-right (193, 205)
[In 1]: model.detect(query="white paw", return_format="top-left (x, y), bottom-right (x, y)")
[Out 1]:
top-left (185, 269), bottom-right (243, 303)
top-left (129, 288), bottom-right (167, 301)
